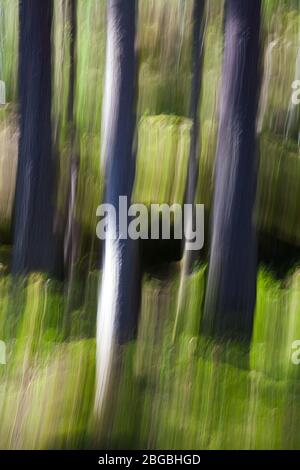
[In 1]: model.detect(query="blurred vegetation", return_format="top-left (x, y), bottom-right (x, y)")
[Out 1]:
top-left (1, 0), bottom-right (299, 244)
top-left (0, 268), bottom-right (299, 449)
top-left (0, 0), bottom-right (299, 449)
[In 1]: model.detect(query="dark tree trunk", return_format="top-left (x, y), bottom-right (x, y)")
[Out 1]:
top-left (96, 0), bottom-right (140, 411)
top-left (64, 0), bottom-right (80, 288)
top-left (13, 0), bottom-right (54, 275)
top-left (67, 0), bottom-right (76, 133)
top-left (173, 0), bottom-right (205, 341)
top-left (202, 0), bottom-right (261, 341)
top-left (183, 0), bottom-right (205, 274)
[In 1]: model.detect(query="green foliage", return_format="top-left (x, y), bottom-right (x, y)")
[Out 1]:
top-left (0, 0), bottom-right (18, 102)
top-left (0, 0), bottom-right (300, 451)
top-left (133, 115), bottom-right (191, 205)
top-left (0, 265), bottom-right (299, 449)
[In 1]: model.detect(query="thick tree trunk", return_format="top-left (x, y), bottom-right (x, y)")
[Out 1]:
top-left (13, 0), bottom-right (54, 275)
top-left (95, 0), bottom-right (140, 414)
top-left (202, 0), bottom-right (261, 341)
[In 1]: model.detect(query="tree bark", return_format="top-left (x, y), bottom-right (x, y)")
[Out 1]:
top-left (173, 0), bottom-right (205, 341)
top-left (95, 0), bottom-right (140, 414)
top-left (183, 0), bottom-right (205, 274)
top-left (202, 0), bottom-right (261, 341)
top-left (13, 0), bottom-right (54, 275)
top-left (64, 0), bottom-right (80, 298)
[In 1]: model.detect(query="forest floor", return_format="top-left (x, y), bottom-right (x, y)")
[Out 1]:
top-left (0, 258), bottom-right (299, 449)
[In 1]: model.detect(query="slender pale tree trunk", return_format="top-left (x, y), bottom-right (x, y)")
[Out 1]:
top-left (13, 0), bottom-right (54, 275)
top-left (202, 0), bottom-right (261, 341)
top-left (95, 0), bottom-right (140, 415)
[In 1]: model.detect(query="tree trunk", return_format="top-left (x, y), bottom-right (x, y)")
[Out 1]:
top-left (173, 0), bottom-right (205, 341)
top-left (95, 0), bottom-right (140, 414)
top-left (64, 0), bottom-right (81, 322)
top-left (13, 0), bottom-right (54, 275)
top-left (183, 0), bottom-right (205, 274)
top-left (202, 0), bottom-right (261, 341)
top-left (285, 46), bottom-right (300, 142)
